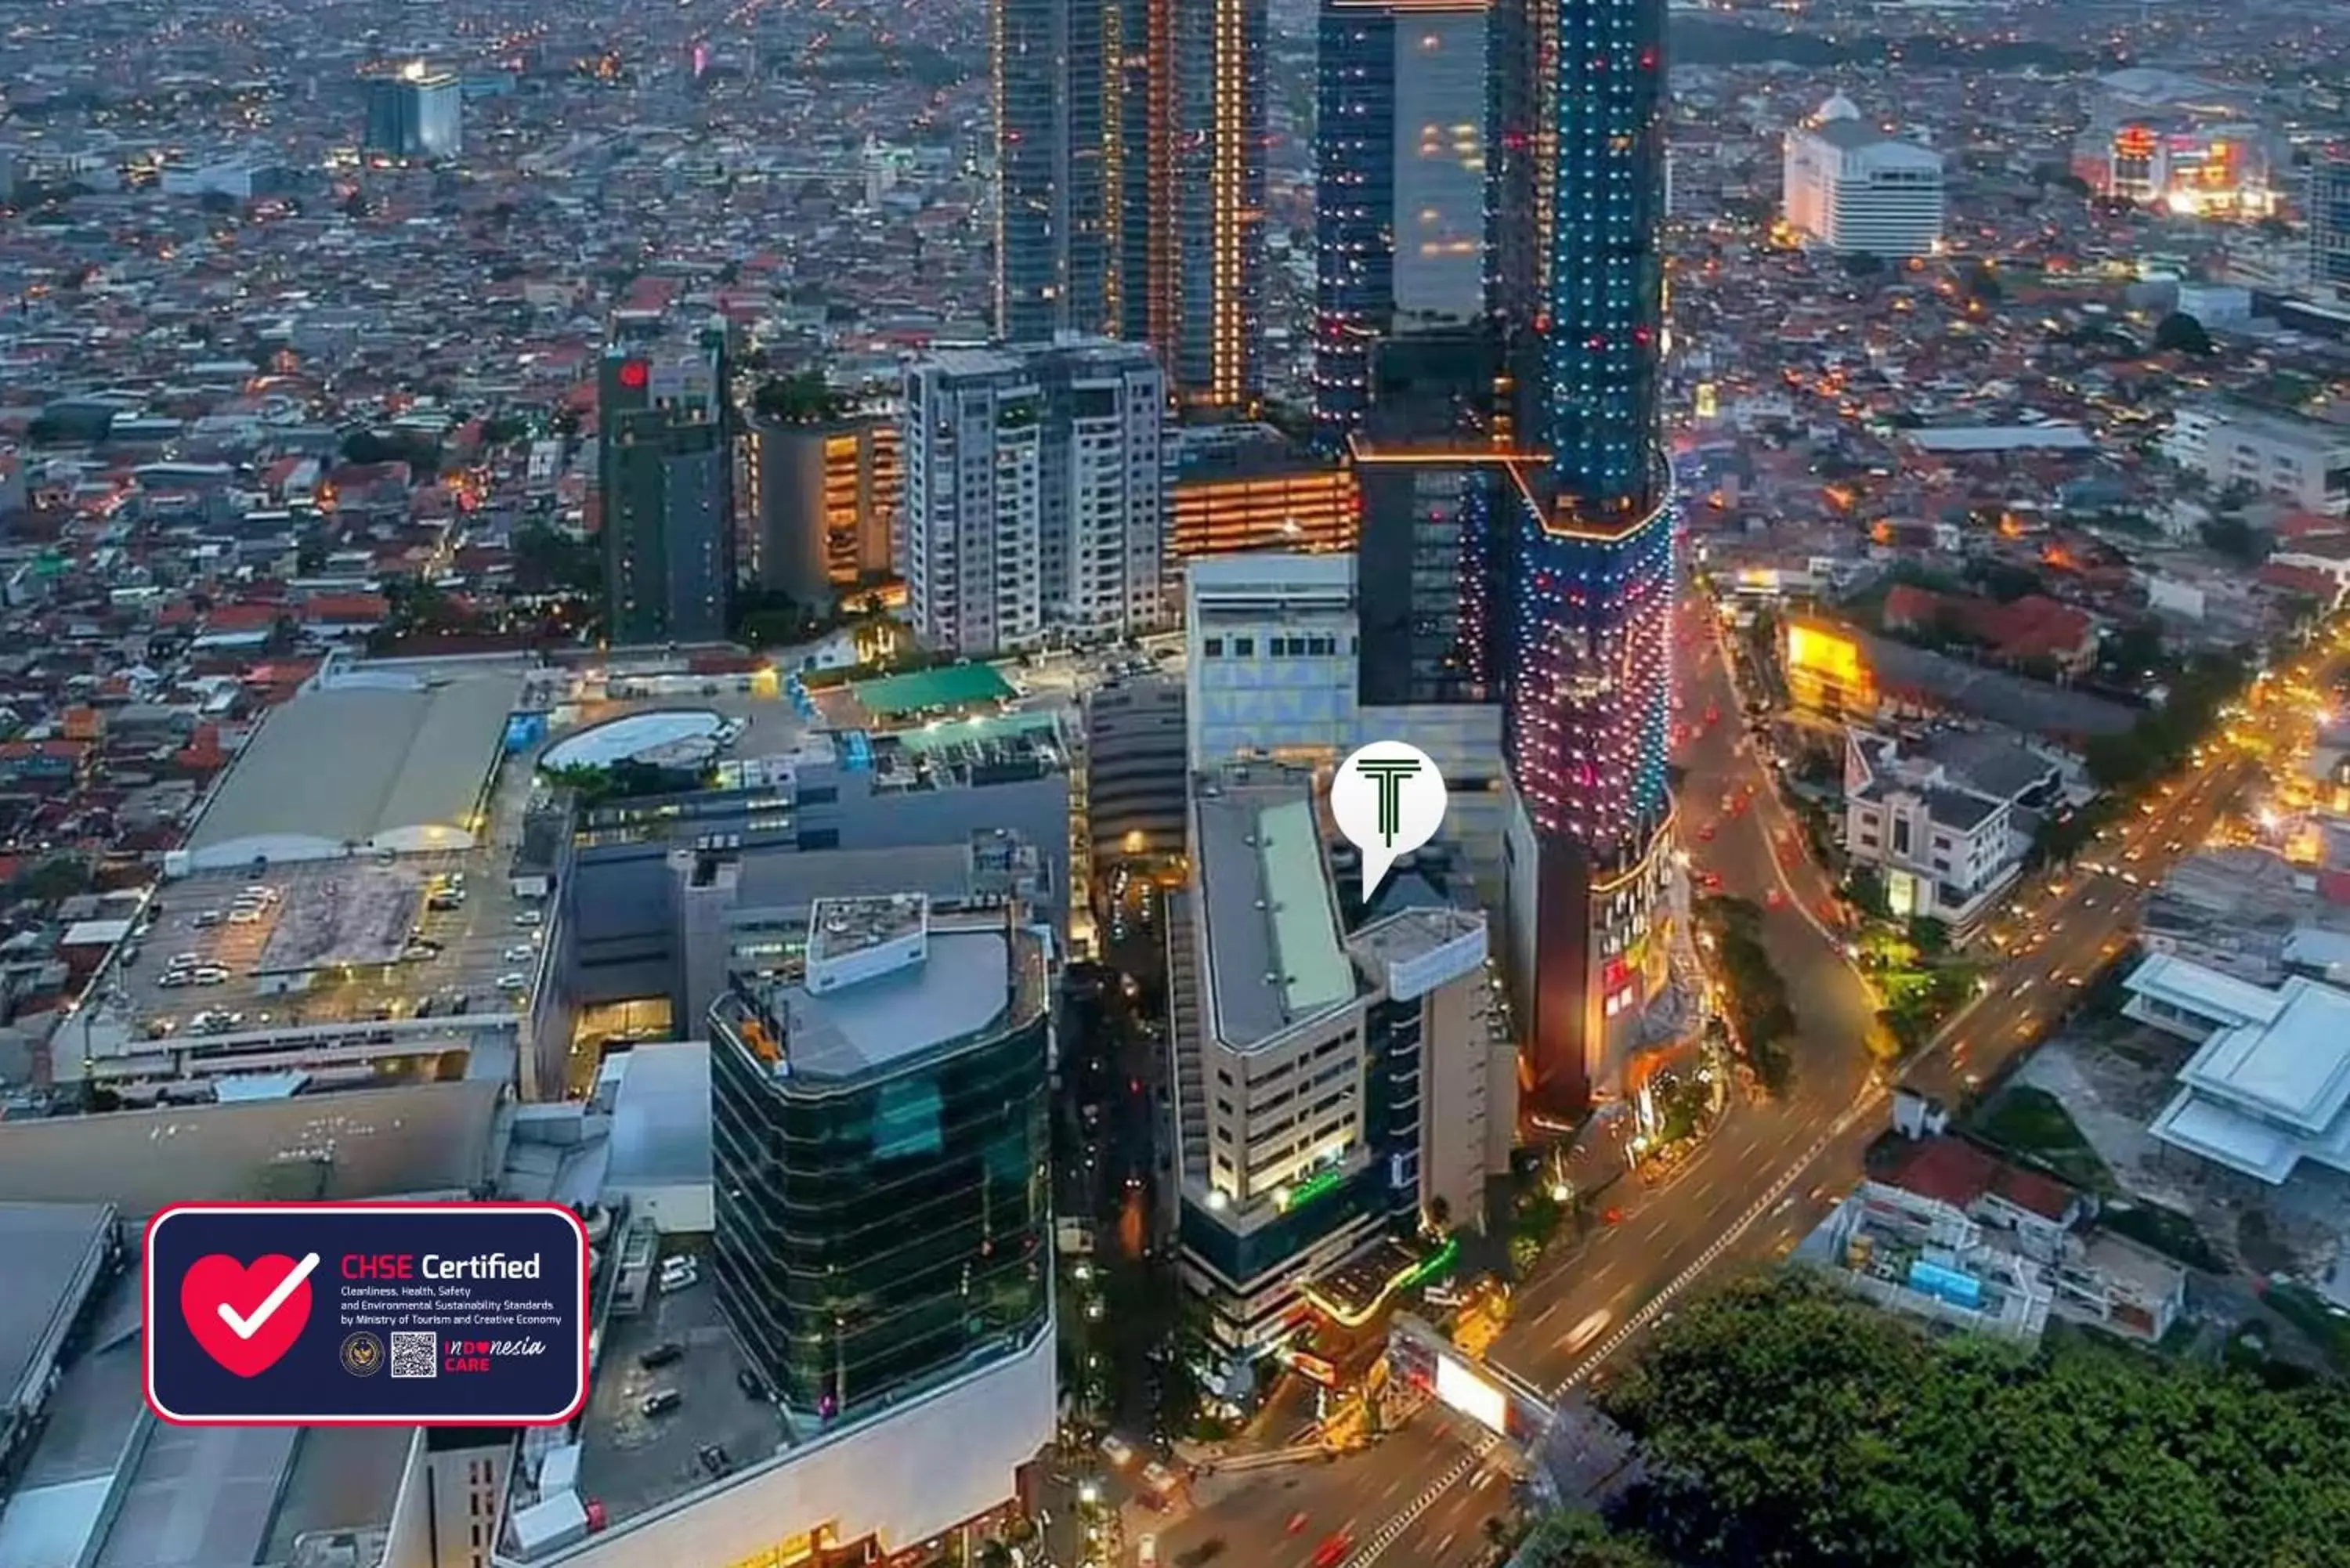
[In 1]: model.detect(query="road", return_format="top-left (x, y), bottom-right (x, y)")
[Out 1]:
top-left (1152, 612), bottom-right (2346, 1568)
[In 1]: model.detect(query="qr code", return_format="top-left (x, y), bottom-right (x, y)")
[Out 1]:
top-left (390, 1332), bottom-right (439, 1378)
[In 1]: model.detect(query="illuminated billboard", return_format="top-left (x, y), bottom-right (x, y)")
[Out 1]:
top-left (1433, 1351), bottom-right (1510, 1435)
top-left (1784, 622), bottom-right (1875, 716)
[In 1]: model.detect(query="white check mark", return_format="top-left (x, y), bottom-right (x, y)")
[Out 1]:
top-left (216, 1252), bottom-right (321, 1341)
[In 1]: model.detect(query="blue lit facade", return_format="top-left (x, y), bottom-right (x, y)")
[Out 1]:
top-left (1497, 0), bottom-right (1675, 1118)
top-left (1311, 1), bottom-right (1394, 450)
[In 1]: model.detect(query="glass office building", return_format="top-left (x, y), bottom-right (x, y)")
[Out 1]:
top-left (709, 896), bottom-right (1052, 1419)
top-left (1312, 0), bottom-right (1487, 451)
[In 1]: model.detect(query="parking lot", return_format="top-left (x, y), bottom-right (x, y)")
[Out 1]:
top-left (108, 849), bottom-right (547, 1040)
top-left (574, 1244), bottom-right (785, 1527)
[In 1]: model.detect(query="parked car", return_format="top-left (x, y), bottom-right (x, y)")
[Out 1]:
top-left (640, 1389), bottom-right (682, 1418)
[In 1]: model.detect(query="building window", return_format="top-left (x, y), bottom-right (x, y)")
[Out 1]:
top-left (1234, 637), bottom-right (1255, 657)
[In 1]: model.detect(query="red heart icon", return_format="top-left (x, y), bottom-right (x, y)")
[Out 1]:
top-left (179, 1253), bottom-right (315, 1378)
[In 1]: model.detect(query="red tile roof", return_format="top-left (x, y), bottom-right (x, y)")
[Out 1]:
top-left (1886, 1135), bottom-right (2077, 1223)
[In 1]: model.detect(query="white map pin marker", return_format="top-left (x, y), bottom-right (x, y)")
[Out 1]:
top-left (1332, 741), bottom-right (1448, 899)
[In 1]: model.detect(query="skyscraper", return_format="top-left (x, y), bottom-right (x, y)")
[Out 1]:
top-left (993, 0), bottom-right (1065, 342)
top-left (989, 0), bottom-right (1264, 407)
top-left (598, 337), bottom-right (734, 646)
top-left (1484, 0), bottom-right (1556, 442)
top-left (362, 63), bottom-right (462, 161)
top-left (902, 339), bottom-right (1166, 655)
top-left (2312, 153), bottom-right (2350, 296)
top-left (1313, 0), bottom-right (1488, 450)
top-left (1496, 0), bottom-right (1676, 1119)
top-left (708, 895), bottom-right (1052, 1421)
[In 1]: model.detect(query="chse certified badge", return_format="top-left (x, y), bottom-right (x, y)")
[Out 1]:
top-left (341, 1331), bottom-right (385, 1377)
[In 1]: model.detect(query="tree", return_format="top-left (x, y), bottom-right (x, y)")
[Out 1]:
top-left (1842, 866), bottom-right (1889, 920)
top-left (512, 522), bottom-right (602, 598)
top-left (1907, 915), bottom-right (1950, 957)
top-left (1516, 1512), bottom-right (1668, 1568)
top-left (751, 370), bottom-right (851, 425)
top-left (2200, 512), bottom-right (2265, 566)
top-left (13, 855), bottom-right (90, 903)
top-left (1600, 1271), bottom-right (2350, 1568)
top-left (2153, 311), bottom-right (2214, 357)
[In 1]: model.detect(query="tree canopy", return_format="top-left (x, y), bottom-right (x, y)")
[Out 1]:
top-left (1593, 1272), bottom-right (2350, 1568)
top-left (2153, 311), bottom-right (2214, 358)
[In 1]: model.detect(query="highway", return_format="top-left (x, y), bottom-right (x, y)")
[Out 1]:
top-left (1149, 611), bottom-right (2344, 1568)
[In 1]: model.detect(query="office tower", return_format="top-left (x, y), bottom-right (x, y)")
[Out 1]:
top-left (363, 63), bottom-right (462, 160)
top-left (1354, 330), bottom-right (1506, 707)
top-left (1484, 0), bottom-right (1556, 443)
top-left (1114, 0), bottom-right (1268, 409)
top-left (1184, 547), bottom-right (1507, 867)
top-left (1498, 0), bottom-right (1676, 1120)
top-left (1313, 0), bottom-right (1488, 450)
top-left (990, 0), bottom-right (1264, 406)
top-left (994, 0), bottom-right (1065, 341)
top-left (1781, 95), bottom-right (1945, 258)
top-left (743, 395), bottom-right (900, 605)
top-left (599, 337), bottom-right (733, 646)
top-left (1169, 774), bottom-right (1506, 1350)
top-left (902, 339), bottom-right (1165, 656)
top-left (2312, 154), bottom-right (2350, 295)
top-left (708, 895), bottom-right (1053, 1419)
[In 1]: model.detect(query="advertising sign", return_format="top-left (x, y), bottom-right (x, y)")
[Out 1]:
top-left (144, 1202), bottom-right (589, 1425)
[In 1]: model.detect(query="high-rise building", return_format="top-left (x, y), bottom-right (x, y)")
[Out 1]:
top-left (708, 894), bottom-right (1054, 1422)
top-left (1496, 0), bottom-right (1677, 1120)
top-left (989, 0), bottom-right (1265, 407)
top-left (1782, 95), bottom-right (1946, 258)
top-left (362, 63), bottom-right (462, 160)
top-left (1169, 773), bottom-right (1507, 1350)
top-left (2311, 154), bottom-right (2350, 296)
top-left (1484, 0), bottom-right (1557, 444)
top-left (598, 337), bottom-right (734, 647)
top-left (1312, 0), bottom-right (1488, 450)
top-left (993, 0), bottom-right (1066, 342)
top-left (902, 339), bottom-right (1166, 656)
top-left (742, 395), bottom-right (899, 606)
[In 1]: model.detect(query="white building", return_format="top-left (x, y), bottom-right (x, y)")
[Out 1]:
top-left (1184, 553), bottom-right (1361, 765)
top-left (1781, 94), bottom-right (1944, 258)
top-left (1168, 775), bottom-right (1509, 1351)
top-left (902, 339), bottom-right (1165, 656)
top-left (2163, 403), bottom-right (2350, 515)
top-left (1840, 729), bottom-right (2050, 930)
top-left (2125, 952), bottom-right (2350, 1185)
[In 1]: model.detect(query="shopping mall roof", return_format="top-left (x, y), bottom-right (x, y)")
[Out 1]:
top-left (0, 1082), bottom-right (503, 1216)
top-left (185, 667), bottom-right (521, 865)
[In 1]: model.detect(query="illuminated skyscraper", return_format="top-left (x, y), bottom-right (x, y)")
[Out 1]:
top-left (1495, 0), bottom-right (1676, 1119)
top-left (1312, 0), bottom-right (1488, 451)
top-left (990, 0), bottom-right (1264, 406)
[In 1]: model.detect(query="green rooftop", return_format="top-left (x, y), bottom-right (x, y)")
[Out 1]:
top-left (1260, 799), bottom-right (1354, 1020)
top-left (850, 663), bottom-right (1016, 717)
